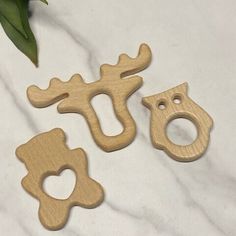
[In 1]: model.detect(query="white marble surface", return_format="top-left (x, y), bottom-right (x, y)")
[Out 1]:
top-left (0, 0), bottom-right (236, 235)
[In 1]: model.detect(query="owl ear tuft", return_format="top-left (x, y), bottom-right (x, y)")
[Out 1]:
top-left (179, 82), bottom-right (188, 94)
top-left (142, 96), bottom-right (153, 109)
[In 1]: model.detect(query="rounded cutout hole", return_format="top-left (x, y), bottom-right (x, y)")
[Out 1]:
top-left (158, 101), bottom-right (166, 110)
top-left (172, 95), bottom-right (182, 104)
top-left (91, 94), bottom-right (123, 135)
top-left (43, 169), bottom-right (76, 200)
top-left (167, 118), bottom-right (197, 145)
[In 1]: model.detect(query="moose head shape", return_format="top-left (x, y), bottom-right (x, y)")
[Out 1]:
top-left (27, 44), bottom-right (152, 152)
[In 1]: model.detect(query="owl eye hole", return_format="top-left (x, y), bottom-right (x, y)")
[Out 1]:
top-left (157, 101), bottom-right (167, 110)
top-left (172, 94), bottom-right (182, 104)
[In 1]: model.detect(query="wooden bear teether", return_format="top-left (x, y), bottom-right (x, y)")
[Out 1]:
top-left (27, 44), bottom-right (152, 152)
top-left (142, 83), bottom-right (213, 162)
top-left (15, 128), bottom-right (104, 230)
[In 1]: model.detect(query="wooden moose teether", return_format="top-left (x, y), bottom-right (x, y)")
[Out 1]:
top-left (142, 83), bottom-right (213, 162)
top-left (16, 128), bottom-right (104, 230)
top-left (27, 44), bottom-right (152, 152)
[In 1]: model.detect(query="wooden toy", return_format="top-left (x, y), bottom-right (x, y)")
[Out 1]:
top-left (27, 44), bottom-right (152, 152)
top-left (142, 83), bottom-right (213, 162)
top-left (15, 128), bottom-right (104, 230)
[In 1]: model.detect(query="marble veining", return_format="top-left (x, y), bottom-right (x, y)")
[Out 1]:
top-left (0, 0), bottom-right (236, 235)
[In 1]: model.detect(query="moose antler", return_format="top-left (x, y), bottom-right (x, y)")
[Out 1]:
top-left (27, 43), bottom-right (152, 152)
top-left (100, 43), bottom-right (151, 79)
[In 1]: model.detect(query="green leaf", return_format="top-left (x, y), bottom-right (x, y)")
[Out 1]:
top-left (40, 0), bottom-right (48, 4)
top-left (0, 0), bottom-right (27, 38)
top-left (0, 0), bottom-right (38, 66)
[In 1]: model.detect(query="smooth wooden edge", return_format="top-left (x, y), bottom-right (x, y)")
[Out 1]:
top-left (27, 43), bottom-right (152, 152)
top-left (16, 128), bottom-right (104, 230)
top-left (142, 83), bottom-right (213, 162)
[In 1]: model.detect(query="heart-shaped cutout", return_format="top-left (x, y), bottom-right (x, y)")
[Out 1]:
top-left (43, 169), bottom-right (76, 200)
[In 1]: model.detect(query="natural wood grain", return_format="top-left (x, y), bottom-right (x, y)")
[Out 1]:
top-left (15, 128), bottom-right (104, 230)
top-left (142, 83), bottom-right (213, 162)
top-left (27, 44), bottom-right (152, 152)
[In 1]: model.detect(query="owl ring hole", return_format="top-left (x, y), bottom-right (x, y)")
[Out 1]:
top-left (166, 118), bottom-right (198, 146)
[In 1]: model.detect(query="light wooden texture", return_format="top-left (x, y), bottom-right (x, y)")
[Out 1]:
top-left (15, 128), bottom-right (104, 230)
top-left (142, 83), bottom-right (213, 162)
top-left (27, 44), bottom-right (152, 152)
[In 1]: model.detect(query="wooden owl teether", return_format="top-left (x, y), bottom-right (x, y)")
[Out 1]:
top-left (27, 44), bottom-right (152, 152)
top-left (142, 83), bottom-right (213, 162)
top-left (16, 128), bottom-right (104, 230)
